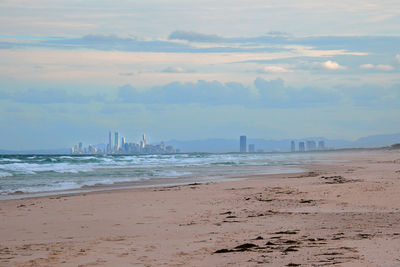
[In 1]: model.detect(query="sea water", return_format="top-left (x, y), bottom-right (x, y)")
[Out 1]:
top-left (0, 152), bottom-right (327, 197)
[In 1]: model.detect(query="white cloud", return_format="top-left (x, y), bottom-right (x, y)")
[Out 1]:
top-left (375, 64), bottom-right (393, 71)
top-left (119, 72), bottom-right (134, 76)
top-left (359, 64), bottom-right (374, 69)
top-left (258, 66), bottom-right (292, 74)
top-left (396, 54), bottom-right (400, 64)
top-left (162, 66), bottom-right (186, 73)
top-left (359, 64), bottom-right (393, 71)
top-left (321, 60), bottom-right (346, 70)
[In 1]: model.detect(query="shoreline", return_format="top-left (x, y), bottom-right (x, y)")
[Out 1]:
top-left (0, 165), bottom-right (307, 201)
top-left (1, 150), bottom-right (400, 266)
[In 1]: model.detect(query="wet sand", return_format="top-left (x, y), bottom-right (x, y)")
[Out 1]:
top-left (1, 150), bottom-right (400, 266)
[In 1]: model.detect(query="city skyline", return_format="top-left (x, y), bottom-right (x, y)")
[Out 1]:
top-left (72, 131), bottom-right (176, 154)
top-left (1, 1), bottom-right (400, 150)
top-left (1, 131), bottom-right (399, 154)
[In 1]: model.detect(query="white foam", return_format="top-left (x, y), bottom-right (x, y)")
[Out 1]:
top-left (0, 158), bottom-right (21, 162)
top-left (59, 156), bottom-right (74, 159)
top-left (0, 171), bottom-right (12, 178)
top-left (152, 170), bottom-right (192, 177)
top-left (0, 162), bottom-right (94, 174)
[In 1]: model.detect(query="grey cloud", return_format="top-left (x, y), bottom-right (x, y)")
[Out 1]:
top-left (116, 78), bottom-right (400, 108)
top-left (4, 107), bottom-right (22, 113)
top-left (118, 81), bottom-right (251, 105)
top-left (47, 34), bottom-right (194, 52)
top-left (294, 36), bottom-right (400, 54)
top-left (1, 88), bottom-right (105, 104)
top-left (162, 66), bottom-right (187, 73)
top-left (335, 83), bottom-right (400, 107)
top-left (119, 72), bottom-right (134, 76)
top-left (6, 32), bottom-right (398, 55)
top-left (100, 105), bottom-right (141, 114)
top-left (0, 33), bottom-right (289, 53)
top-left (254, 78), bottom-right (342, 106)
top-left (168, 32), bottom-right (400, 54)
top-left (0, 42), bottom-right (15, 49)
top-left (117, 78), bottom-right (344, 108)
top-left (168, 31), bottom-right (223, 42)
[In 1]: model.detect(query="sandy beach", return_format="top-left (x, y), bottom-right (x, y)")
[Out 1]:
top-left (1, 150), bottom-right (400, 266)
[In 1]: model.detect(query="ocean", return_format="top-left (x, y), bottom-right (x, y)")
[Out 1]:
top-left (0, 153), bottom-right (327, 198)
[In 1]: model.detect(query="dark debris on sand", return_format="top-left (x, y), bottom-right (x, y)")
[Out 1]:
top-left (321, 175), bottom-right (361, 184)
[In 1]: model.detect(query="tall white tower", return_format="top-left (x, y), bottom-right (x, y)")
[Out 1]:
top-left (114, 132), bottom-right (120, 152)
top-left (108, 131), bottom-right (113, 153)
top-left (141, 134), bottom-right (146, 149)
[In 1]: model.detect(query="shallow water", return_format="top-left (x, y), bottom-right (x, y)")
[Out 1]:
top-left (0, 152), bottom-right (328, 196)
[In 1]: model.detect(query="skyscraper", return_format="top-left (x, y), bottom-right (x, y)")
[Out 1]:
top-left (306, 140), bottom-right (317, 151)
top-left (140, 134), bottom-right (146, 151)
top-left (291, 140), bottom-right (295, 152)
top-left (108, 131), bottom-right (112, 153)
top-left (121, 137), bottom-right (126, 153)
top-left (318, 140), bottom-right (325, 150)
top-left (240, 135), bottom-right (247, 153)
top-left (121, 137), bottom-right (126, 147)
top-left (248, 144), bottom-right (255, 153)
top-left (299, 142), bottom-right (305, 152)
top-left (114, 132), bottom-right (120, 152)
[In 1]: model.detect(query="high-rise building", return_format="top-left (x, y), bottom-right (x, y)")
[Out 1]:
top-left (299, 142), bottom-right (305, 152)
top-left (114, 132), bottom-right (120, 152)
top-left (141, 134), bottom-right (146, 149)
top-left (306, 140), bottom-right (317, 151)
top-left (240, 135), bottom-right (247, 153)
top-left (318, 140), bottom-right (325, 150)
top-left (108, 131), bottom-right (113, 153)
top-left (160, 141), bottom-right (165, 151)
top-left (248, 144), bottom-right (255, 153)
top-left (78, 142), bottom-right (83, 152)
top-left (165, 145), bottom-right (174, 153)
top-left (291, 140), bottom-right (296, 152)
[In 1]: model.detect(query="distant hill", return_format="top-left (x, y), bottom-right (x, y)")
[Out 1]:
top-left (1, 133), bottom-right (399, 154)
top-left (352, 133), bottom-right (400, 148)
top-left (165, 133), bottom-right (400, 153)
top-left (0, 148), bottom-right (71, 155)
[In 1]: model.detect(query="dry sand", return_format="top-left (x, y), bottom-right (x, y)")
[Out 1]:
top-left (1, 150), bottom-right (400, 266)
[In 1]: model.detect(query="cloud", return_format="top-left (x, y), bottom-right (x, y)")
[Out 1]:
top-left (375, 64), bottom-right (394, 71)
top-left (0, 88), bottom-right (104, 104)
top-left (321, 60), bottom-right (347, 70)
top-left (360, 64), bottom-right (375, 69)
top-left (168, 31), bottom-right (222, 42)
top-left (119, 72), bottom-right (134, 76)
top-left (258, 66), bottom-right (292, 74)
top-left (359, 64), bottom-right (394, 71)
top-left (266, 31), bottom-right (289, 37)
top-left (118, 81), bottom-right (251, 105)
top-left (117, 78), bottom-right (346, 108)
top-left (115, 78), bottom-right (400, 109)
top-left (336, 83), bottom-right (400, 107)
top-left (2, 32), bottom-right (399, 57)
top-left (162, 66), bottom-right (187, 73)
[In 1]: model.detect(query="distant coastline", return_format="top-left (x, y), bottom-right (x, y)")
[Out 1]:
top-left (1, 132), bottom-right (399, 154)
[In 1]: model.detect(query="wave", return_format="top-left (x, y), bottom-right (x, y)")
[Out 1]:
top-left (0, 171), bottom-right (12, 178)
top-left (0, 158), bottom-right (22, 162)
top-left (2, 176), bottom-right (146, 195)
top-left (0, 162), bottom-right (94, 174)
top-left (0, 152), bottom-right (324, 196)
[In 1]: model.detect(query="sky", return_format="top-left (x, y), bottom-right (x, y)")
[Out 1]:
top-left (1, 0), bottom-right (400, 150)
